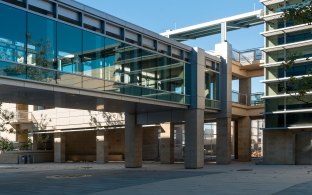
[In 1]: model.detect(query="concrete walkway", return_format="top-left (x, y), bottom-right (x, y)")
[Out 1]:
top-left (0, 161), bottom-right (311, 194)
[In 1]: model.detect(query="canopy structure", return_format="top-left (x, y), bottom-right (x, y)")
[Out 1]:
top-left (160, 10), bottom-right (264, 42)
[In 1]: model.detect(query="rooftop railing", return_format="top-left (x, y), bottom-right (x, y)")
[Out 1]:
top-left (232, 48), bottom-right (263, 66)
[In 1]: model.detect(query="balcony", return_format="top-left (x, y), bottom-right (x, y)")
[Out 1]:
top-left (260, 0), bottom-right (285, 6)
top-left (205, 99), bottom-right (221, 110)
top-left (12, 111), bottom-right (34, 123)
top-left (232, 91), bottom-right (264, 106)
top-left (232, 48), bottom-right (264, 70)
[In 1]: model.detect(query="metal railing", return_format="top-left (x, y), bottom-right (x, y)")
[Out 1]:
top-left (250, 92), bottom-right (264, 106)
top-left (232, 48), bottom-right (263, 66)
top-left (12, 111), bottom-right (40, 132)
top-left (13, 111), bottom-right (34, 123)
top-left (232, 91), bottom-right (264, 106)
top-left (205, 99), bottom-right (221, 110)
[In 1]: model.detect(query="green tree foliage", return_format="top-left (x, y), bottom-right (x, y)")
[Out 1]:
top-left (279, 0), bottom-right (312, 103)
top-left (283, 0), bottom-right (312, 25)
top-left (0, 137), bottom-right (13, 151)
top-left (0, 103), bottom-right (14, 133)
top-left (0, 103), bottom-right (15, 151)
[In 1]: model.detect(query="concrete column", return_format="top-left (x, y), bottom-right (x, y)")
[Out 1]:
top-left (215, 42), bottom-right (233, 165)
top-left (96, 130), bottom-right (108, 164)
top-left (234, 121), bottom-right (238, 159)
top-left (221, 22), bottom-right (227, 42)
top-left (54, 132), bottom-right (65, 163)
top-left (216, 117), bottom-right (232, 164)
top-left (185, 109), bottom-right (204, 169)
top-left (263, 130), bottom-right (295, 164)
top-left (159, 123), bottom-right (174, 164)
top-left (125, 113), bottom-right (142, 168)
top-left (28, 134), bottom-right (38, 151)
top-left (237, 117), bottom-right (251, 161)
top-left (239, 78), bottom-right (251, 105)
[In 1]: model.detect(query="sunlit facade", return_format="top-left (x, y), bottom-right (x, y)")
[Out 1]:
top-left (261, 0), bottom-right (312, 164)
top-left (0, 0), bottom-right (264, 167)
top-left (0, 1), bottom-right (194, 105)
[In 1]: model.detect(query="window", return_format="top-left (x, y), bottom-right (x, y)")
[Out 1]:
top-left (0, 4), bottom-right (26, 63)
top-left (57, 22), bottom-right (82, 74)
top-left (27, 13), bottom-right (56, 69)
top-left (82, 31), bottom-right (105, 78)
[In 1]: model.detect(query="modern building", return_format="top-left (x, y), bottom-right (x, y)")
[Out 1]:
top-left (261, 0), bottom-right (312, 164)
top-left (0, 0), bottom-right (265, 167)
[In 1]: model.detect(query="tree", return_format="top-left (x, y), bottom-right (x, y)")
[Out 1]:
top-left (89, 111), bottom-right (124, 130)
top-left (0, 103), bottom-right (15, 151)
top-left (283, 0), bottom-right (312, 25)
top-left (279, 0), bottom-right (312, 103)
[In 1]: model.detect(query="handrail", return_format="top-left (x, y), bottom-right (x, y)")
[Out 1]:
top-left (232, 48), bottom-right (263, 65)
top-left (12, 111), bottom-right (40, 132)
top-left (232, 91), bottom-right (264, 106)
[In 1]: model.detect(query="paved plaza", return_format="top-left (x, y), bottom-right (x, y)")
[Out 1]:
top-left (0, 161), bottom-right (311, 194)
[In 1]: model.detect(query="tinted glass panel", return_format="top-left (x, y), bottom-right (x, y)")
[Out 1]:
top-left (82, 31), bottom-right (105, 78)
top-left (0, 4), bottom-right (26, 63)
top-left (103, 37), bottom-right (124, 83)
top-left (57, 22), bottom-right (82, 74)
top-left (27, 13), bottom-right (56, 69)
top-left (122, 46), bottom-right (142, 85)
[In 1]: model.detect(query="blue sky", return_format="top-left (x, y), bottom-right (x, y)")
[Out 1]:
top-left (76, 0), bottom-right (264, 51)
top-left (75, 0), bottom-right (264, 92)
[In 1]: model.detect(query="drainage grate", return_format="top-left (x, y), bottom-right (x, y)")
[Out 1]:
top-left (236, 169), bottom-right (253, 172)
top-left (46, 174), bottom-right (92, 179)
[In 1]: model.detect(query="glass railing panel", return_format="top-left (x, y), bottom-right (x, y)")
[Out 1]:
top-left (232, 49), bottom-right (263, 65)
top-left (232, 50), bottom-right (240, 62)
top-left (171, 93), bottom-right (186, 104)
top-left (157, 91), bottom-right (172, 102)
top-left (232, 91), bottom-right (248, 105)
top-left (141, 87), bottom-right (157, 100)
top-left (121, 84), bottom-right (142, 96)
top-left (184, 95), bottom-right (190, 105)
top-left (26, 66), bottom-right (56, 84)
top-left (0, 61), bottom-right (190, 105)
top-left (82, 76), bottom-right (105, 91)
top-left (205, 99), bottom-right (221, 109)
top-left (250, 92), bottom-right (264, 106)
top-left (232, 91), bottom-right (239, 103)
top-left (57, 71), bottom-right (82, 88)
top-left (0, 60), bottom-right (26, 79)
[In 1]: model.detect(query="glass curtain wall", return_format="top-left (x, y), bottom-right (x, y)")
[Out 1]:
top-left (27, 13), bottom-right (56, 69)
top-left (205, 60), bottom-right (220, 109)
top-left (0, 4), bottom-right (26, 63)
top-left (57, 22), bottom-right (82, 74)
top-left (0, 3), bottom-right (189, 104)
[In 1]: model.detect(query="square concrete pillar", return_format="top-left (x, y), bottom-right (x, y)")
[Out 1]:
top-left (263, 130), bottom-right (295, 164)
top-left (125, 113), bottom-right (142, 168)
top-left (237, 117), bottom-right (251, 161)
top-left (159, 123), bottom-right (174, 164)
top-left (54, 132), bottom-right (65, 163)
top-left (239, 78), bottom-right (251, 105)
top-left (96, 130), bottom-right (108, 164)
top-left (216, 117), bottom-right (232, 164)
top-left (185, 109), bottom-right (204, 169)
